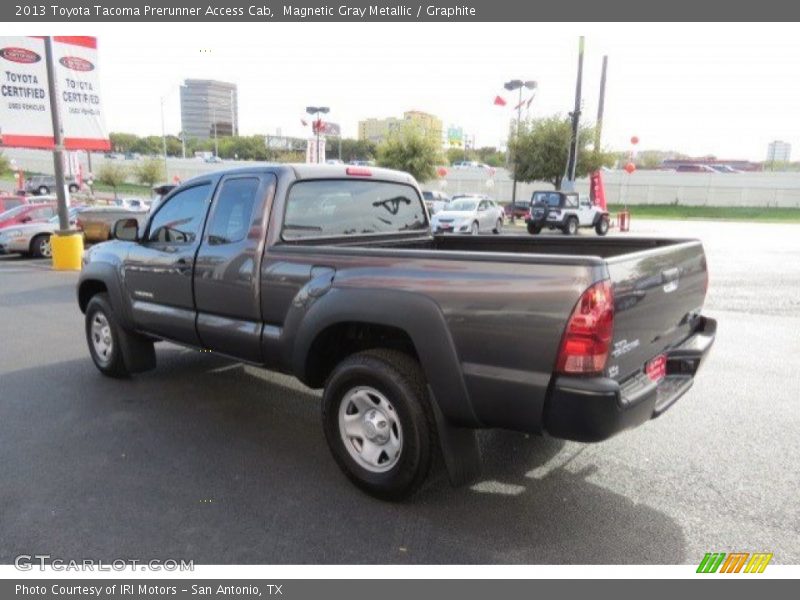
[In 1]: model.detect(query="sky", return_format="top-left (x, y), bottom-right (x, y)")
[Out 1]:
top-left (35, 21), bottom-right (800, 160)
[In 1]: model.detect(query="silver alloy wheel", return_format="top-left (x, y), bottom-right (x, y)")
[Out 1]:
top-left (568, 218), bottom-right (578, 234)
top-left (38, 236), bottom-right (52, 258)
top-left (598, 218), bottom-right (609, 234)
top-left (338, 386), bottom-right (403, 473)
top-left (90, 312), bottom-right (113, 365)
top-left (471, 221), bottom-right (479, 235)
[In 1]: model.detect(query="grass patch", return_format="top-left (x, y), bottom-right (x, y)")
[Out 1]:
top-left (607, 203), bottom-right (800, 222)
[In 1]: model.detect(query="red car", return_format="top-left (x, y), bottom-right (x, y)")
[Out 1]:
top-left (0, 203), bottom-right (57, 230)
top-left (0, 195), bottom-right (28, 214)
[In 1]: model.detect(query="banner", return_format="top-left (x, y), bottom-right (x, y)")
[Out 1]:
top-left (0, 35), bottom-right (110, 151)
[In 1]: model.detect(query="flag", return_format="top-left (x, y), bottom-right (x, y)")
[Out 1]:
top-left (301, 119), bottom-right (308, 126)
top-left (493, 95), bottom-right (507, 106)
top-left (526, 95), bottom-right (535, 109)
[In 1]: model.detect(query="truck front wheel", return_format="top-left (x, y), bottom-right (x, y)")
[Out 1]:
top-left (595, 216), bottom-right (610, 236)
top-left (527, 222), bottom-right (541, 235)
top-left (322, 349), bottom-right (436, 500)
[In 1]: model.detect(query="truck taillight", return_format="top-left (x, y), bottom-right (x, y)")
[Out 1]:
top-left (346, 167), bottom-right (372, 177)
top-left (556, 280), bottom-right (614, 376)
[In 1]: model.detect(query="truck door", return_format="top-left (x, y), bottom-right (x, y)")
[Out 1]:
top-left (578, 195), bottom-right (595, 226)
top-left (121, 181), bottom-right (213, 345)
top-left (194, 173), bottom-right (276, 363)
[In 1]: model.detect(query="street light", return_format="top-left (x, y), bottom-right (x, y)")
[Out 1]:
top-left (306, 106), bottom-right (330, 163)
top-left (504, 80), bottom-right (537, 222)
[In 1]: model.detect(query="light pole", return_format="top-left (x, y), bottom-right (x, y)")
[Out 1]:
top-left (160, 96), bottom-right (169, 180)
top-left (306, 106), bottom-right (329, 163)
top-left (504, 79), bottom-right (537, 221)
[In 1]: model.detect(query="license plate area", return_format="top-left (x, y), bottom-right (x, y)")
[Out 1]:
top-left (645, 354), bottom-right (667, 382)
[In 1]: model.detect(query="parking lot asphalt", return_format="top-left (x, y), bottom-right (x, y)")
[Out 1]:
top-left (1, 219), bottom-right (799, 565)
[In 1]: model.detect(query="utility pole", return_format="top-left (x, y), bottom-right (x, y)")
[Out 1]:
top-left (160, 96), bottom-right (169, 180)
top-left (564, 36), bottom-right (585, 191)
top-left (595, 55), bottom-right (608, 150)
top-left (44, 36), bottom-right (70, 232)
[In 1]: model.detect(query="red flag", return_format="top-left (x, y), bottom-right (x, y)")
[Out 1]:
top-left (493, 95), bottom-right (507, 106)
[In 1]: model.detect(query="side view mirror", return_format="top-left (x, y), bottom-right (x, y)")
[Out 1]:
top-left (113, 218), bottom-right (139, 241)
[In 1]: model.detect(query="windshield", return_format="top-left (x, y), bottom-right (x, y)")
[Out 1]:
top-left (531, 192), bottom-right (561, 207)
top-left (447, 200), bottom-right (478, 211)
top-left (0, 205), bottom-right (28, 219)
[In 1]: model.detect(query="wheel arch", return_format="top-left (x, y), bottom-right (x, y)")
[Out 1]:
top-left (289, 288), bottom-right (480, 428)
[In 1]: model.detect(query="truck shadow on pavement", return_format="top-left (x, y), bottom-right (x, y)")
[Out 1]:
top-left (0, 346), bottom-right (685, 565)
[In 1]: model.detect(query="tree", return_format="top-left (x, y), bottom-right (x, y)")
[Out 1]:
top-left (96, 163), bottom-right (128, 199)
top-left (134, 158), bottom-right (164, 187)
top-left (510, 115), bottom-right (614, 189)
top-left (376, 123), bottom-right (444, 183)
top-left (0, 151), bottom-right (9, 175)
top-left (446, 147), bottom-right (474, 165)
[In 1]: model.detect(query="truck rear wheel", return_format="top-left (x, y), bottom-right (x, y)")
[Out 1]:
top-left (322, 349), bottom-right (436, 500)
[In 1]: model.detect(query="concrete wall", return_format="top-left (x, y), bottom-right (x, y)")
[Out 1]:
top-left (4, 147), bottom-right (800, 208)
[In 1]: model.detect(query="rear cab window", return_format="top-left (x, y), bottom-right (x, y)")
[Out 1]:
top-left (282, 179), bottom-right (427, 240)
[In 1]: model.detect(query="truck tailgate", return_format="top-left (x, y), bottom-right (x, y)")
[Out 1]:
top-left (605, 240), bottom-right (708, 382)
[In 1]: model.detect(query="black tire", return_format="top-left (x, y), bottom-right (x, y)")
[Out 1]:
top-left (85, 293), bottom-right (131, 378)
top-left (470, 221), bottom-right (479, 235)
top-left (527, 222), bottom-right (542, 235)
top-left (322, 349), bottom-right (436, 500)
top-left (563, 217), bottom-right (578, 235)
top-left (37, 186), bottom-right (49, 195)
top-left (68, 184), bottom-right (79, 193)
top-left (595, 216), bottom-right (610, 236)
top-left (492, 218), bottom-right (503, 234)
top-left (30, 234), bottom-right (52, 259)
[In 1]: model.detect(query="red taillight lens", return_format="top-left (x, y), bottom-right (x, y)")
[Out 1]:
top-left (556, 280), bottom-right (615, 376)
top-left (346, 167), bottom-right (372, 177)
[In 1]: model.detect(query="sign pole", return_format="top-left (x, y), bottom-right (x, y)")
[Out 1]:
top-left (44, 36), bottom-right (70, 232)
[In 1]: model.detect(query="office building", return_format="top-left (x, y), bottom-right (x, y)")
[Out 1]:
top-left (358, 111), bottom-right (443, 146)
top-left (180, 79), bottom-right (238, 140)
top-left (766, 140), bottom-right (791, 163)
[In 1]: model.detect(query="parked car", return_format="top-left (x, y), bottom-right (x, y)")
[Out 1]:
top-left (204, 155), bottom-right (223, 164)
top-left (421, 190), bottom-right (451, 214)
top-left (24, 175), bottom-right (79, 195)
top-left (76, 206), bottom-right (148, 243)
top-left (116, 198), bottom-right (150, 211)
top-left (709, 164), bottom-right (740, 173)
top-left (675, 164), bottom-right (717, 173)
top-left (0, 203), bottom-right (57, 230)
top-left (0, 195), bottom-right (27, 213)
top-left (452, 161), bottom-right (490, 170)
top-left (525, 190), bottom-right (610, 236)
top-left (0, 207), bottom-right (83, 258)
top-left (504, 198), bottom-right (530, 220)
top-left (429, 197), bottom-right (505, 234)
top-left (349, 160), bottom-right (375, 167)
top-left (77, 163), bottom-right (715, 500)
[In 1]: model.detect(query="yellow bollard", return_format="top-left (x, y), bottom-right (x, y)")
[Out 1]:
top-left (50, 232), bottom-right (84, 271)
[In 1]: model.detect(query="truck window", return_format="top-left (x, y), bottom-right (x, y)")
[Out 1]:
top-left (565, 194), bottom-right (578, 208)
top-left (206, 177), bottom-right (259, 245)
top-left (283, 180), bottom-right (427, 240)
top-left (147, 184), bottom-right (210, 244)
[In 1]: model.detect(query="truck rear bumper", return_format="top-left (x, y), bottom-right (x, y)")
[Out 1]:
top-left (543, 316), bottom-right (716, 442)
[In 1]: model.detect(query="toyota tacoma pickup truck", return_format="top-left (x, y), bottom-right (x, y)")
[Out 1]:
top-left (77, 164), bottom-right (716, 499)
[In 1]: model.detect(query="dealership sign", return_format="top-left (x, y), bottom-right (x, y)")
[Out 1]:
top-left (0, 36), bottom-right (110, 151)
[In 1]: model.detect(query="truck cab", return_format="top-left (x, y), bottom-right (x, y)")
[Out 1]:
top-left (526, 190), bottom-right (609, 236)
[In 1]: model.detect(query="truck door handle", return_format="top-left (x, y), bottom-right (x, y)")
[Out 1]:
top-left (307, 266), bottom-right (336, 297)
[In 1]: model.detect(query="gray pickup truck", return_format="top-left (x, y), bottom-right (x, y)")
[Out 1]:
top-left (77, 164), bottom-right (716, 499)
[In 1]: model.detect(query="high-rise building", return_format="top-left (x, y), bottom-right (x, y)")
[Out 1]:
top-left (180, 79), bottom-right (239, 140)
top-left (357, 111), bottom-right (443, 146)
top-left (766, 140), bottom-right (791, 163)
